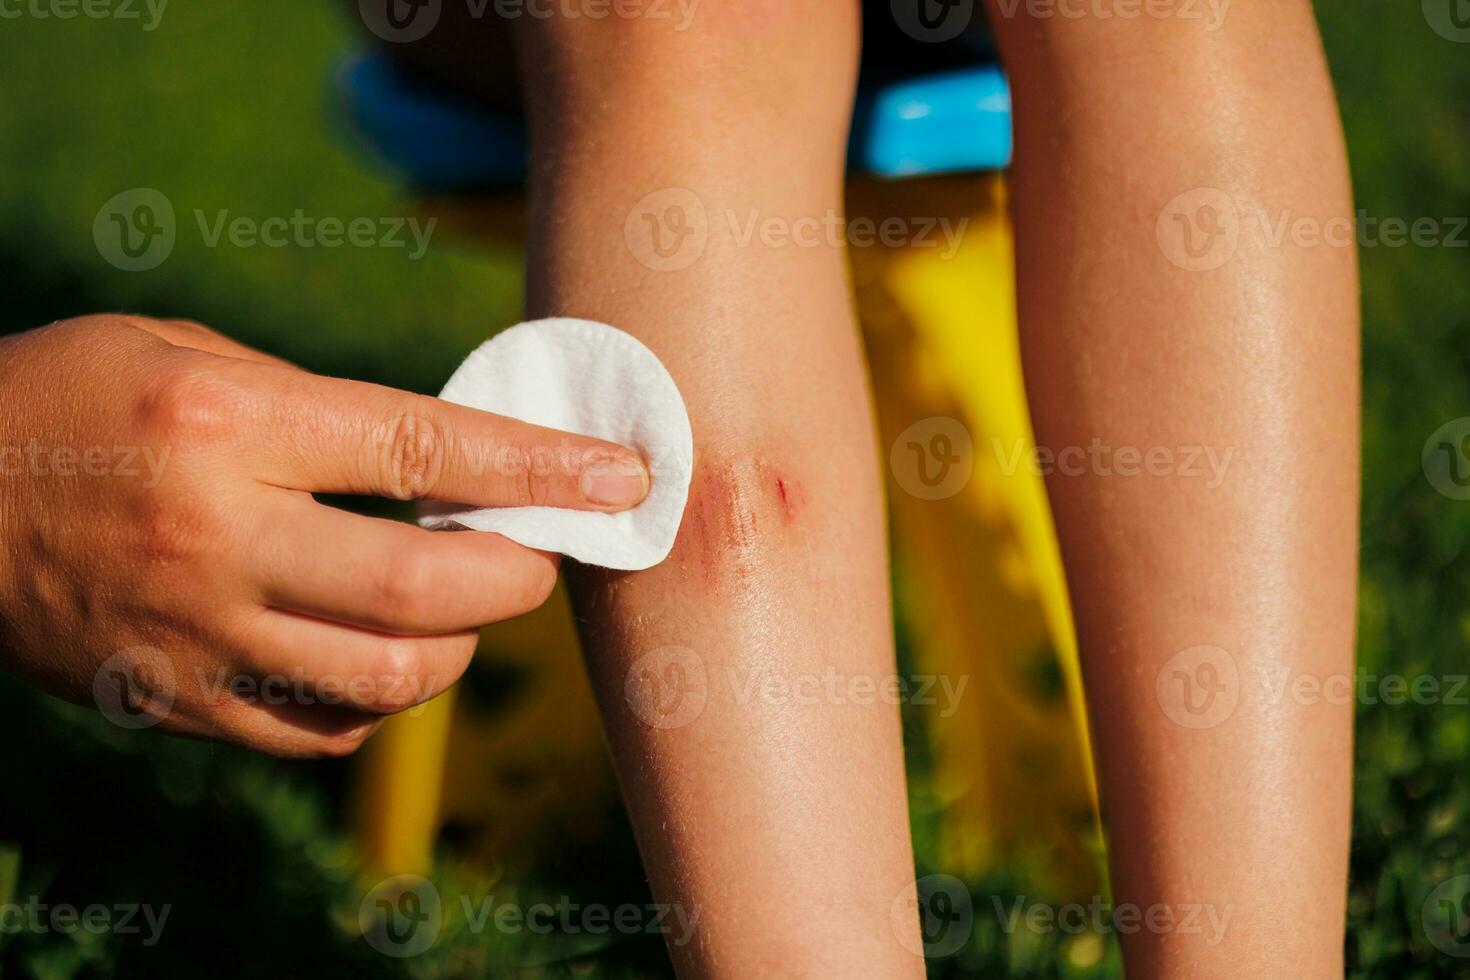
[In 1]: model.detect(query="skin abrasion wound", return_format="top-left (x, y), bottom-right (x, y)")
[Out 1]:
top-left (679, 458), bottom-right (803, 589)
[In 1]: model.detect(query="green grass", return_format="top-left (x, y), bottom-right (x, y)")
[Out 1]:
top-left (1, 2), bottom-right (1468, 977)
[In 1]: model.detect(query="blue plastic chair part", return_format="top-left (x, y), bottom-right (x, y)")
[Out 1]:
top-left (335, 52), bottom-right (1011, 189)
top-left (335, 53), bottom-right (528, 189)
top-left (849, 66), bottom-right (1012, 178)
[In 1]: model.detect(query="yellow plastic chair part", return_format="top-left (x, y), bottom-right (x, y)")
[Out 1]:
top-left (354, 176), bottom-right (1102, 898)
top-left (850, 173), bottom-right (1099, 894)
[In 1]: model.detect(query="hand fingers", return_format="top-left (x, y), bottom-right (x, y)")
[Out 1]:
top-left (254, 495), bottom-right (561, 634)
top-left (125, 316), bottom-right (299, 369)
top-left (248, 364), bottom-right (650, 511)
top-left (125, 644), bottom-right (384, 758)
top-left (191, 696), bottom-right (384, 759)
top-left (239, 607), bottom-right (480, 715)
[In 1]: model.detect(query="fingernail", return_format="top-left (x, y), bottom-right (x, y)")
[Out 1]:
top-left (580, 453), bottom-right (651, 507)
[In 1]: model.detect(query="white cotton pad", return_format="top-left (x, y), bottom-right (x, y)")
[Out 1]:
top-left (419, 318), bottom-right (694, 571)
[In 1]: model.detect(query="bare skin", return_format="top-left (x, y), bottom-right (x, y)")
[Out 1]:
top-left (515, 4), bottom-right (924, 977)
top-left (0, 314), bottom-right (649, 756)
top-left (374, 0), bottom-right (1354, 973)
top-left (987, 3), bottom-right (1359, 976)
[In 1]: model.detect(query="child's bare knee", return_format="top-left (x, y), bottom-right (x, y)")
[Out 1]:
top-left (671, 452), bottom-right (808, 588)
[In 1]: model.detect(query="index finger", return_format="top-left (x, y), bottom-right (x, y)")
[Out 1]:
top-left (250, 364), bottom-right (651, 511)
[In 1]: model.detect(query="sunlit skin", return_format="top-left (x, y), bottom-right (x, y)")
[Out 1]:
top-left (516, 4), bottom-right (926, 977)
top-left (399, 0), bottom-right (1357, 974)
top-left (987, 2), bottom-right (1359, 975)
top-left (0, 314), bottom-right (650, 756)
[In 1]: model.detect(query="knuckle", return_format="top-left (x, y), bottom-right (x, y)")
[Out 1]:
top-left (515, 450), bottom-right (538, 506)
top-left (376, 637), bottom-right (421, 682)
top-left (494, 445), bottom-right (558, 508)
top-left (530, 456), bottom-right (557, 504)
top-left (372, 549), bottom-right (436, 626)
top-left (136, 360), bottom-right (239, 444)
top-left (49, 314), bottom-right (158, 353)
top-left (367, 640), bottom-right (425, 714)
top-left (62, 313), bottom-right (129, 339)
top-left (488, 445), bottom-right (539, 508)
top-left (376, 402), bottom-right (448, 500)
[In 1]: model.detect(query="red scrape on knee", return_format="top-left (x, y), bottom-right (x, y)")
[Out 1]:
top-left (675, 458), bottom-right (804, 588)
top-left (771, 473), bottom-right (804, 522)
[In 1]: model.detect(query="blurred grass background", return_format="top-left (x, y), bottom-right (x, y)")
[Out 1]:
top-left (0, 2), bottom-right (1467, 977)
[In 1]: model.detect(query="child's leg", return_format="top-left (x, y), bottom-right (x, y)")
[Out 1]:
top-left (516, 5), bottom-right (924, 976)
top-left (986, 3), bottom-right (1358, 976)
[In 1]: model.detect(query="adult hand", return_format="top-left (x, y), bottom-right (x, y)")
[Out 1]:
top-left (0, 314), bottom-right (649, 755)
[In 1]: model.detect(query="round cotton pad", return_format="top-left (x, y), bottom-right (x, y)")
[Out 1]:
top-left (419, 318), bottom-right (694, 571)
